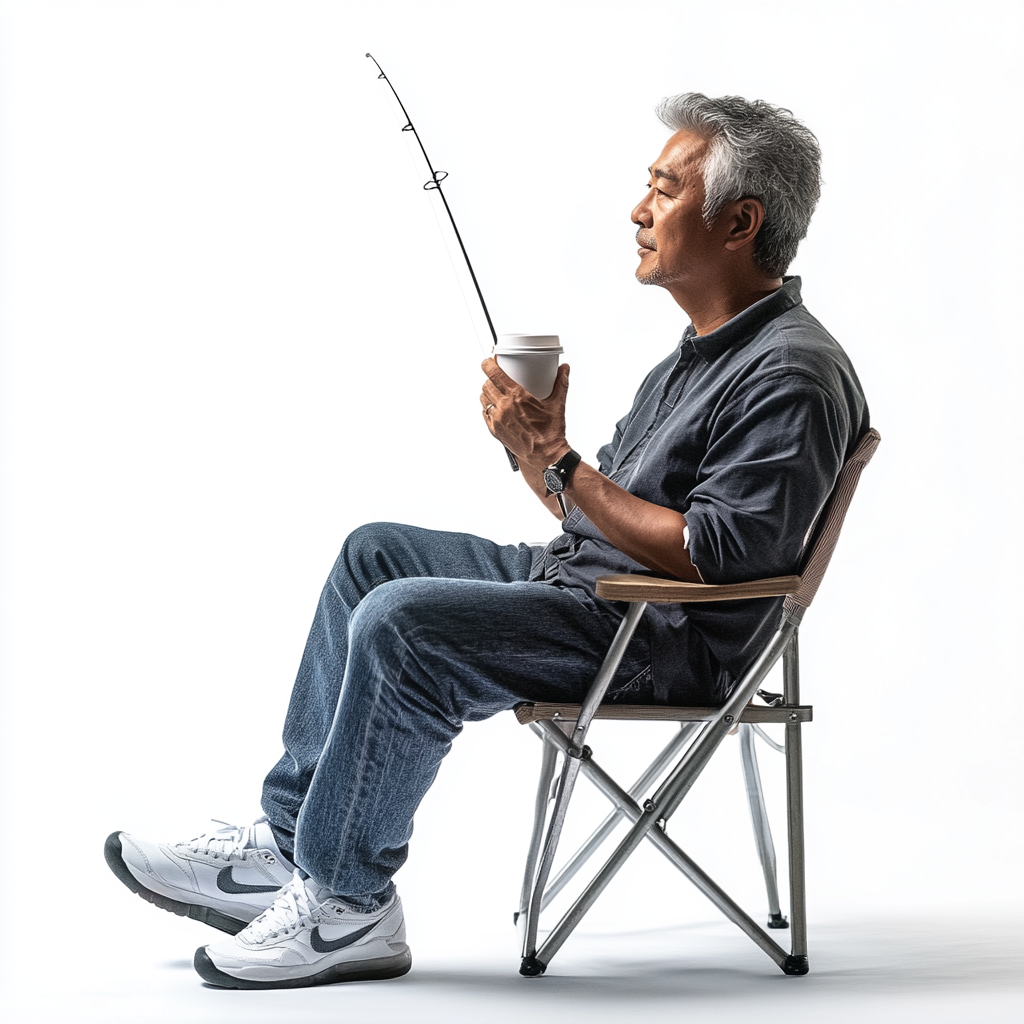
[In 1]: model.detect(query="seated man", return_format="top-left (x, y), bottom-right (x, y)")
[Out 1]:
top-left (105, 91), bottom-right (868, 990)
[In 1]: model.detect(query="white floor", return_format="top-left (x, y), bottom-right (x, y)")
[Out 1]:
top-left (5, 908), bottom-right (1021, 1024)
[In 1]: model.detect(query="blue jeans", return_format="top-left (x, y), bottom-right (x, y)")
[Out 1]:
top-left (260, 522), bottom-right (651, 908)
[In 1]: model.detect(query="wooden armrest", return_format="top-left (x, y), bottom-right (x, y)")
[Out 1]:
top-left (595, 573), bottom-right (802, 603)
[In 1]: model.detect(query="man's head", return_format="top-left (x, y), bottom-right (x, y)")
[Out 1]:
top-left (633, 93), bottom-right (821, 296)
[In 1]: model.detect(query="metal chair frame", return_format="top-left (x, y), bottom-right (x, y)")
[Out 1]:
top-left (517, 715), bottom-right (791, 928)
top-left (514, 428), bottom-right (881, 977)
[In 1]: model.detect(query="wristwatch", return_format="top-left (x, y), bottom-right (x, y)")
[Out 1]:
top-left (543, 449), bottom-right (582, 517)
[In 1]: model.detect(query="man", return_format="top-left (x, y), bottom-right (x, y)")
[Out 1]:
top-left (105, 92), bottom-right (868, 990)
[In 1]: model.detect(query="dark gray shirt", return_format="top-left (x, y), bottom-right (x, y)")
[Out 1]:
top-left (530, 277), bottom-right (869, 705)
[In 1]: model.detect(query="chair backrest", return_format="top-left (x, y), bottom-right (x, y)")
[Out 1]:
top-left (784, 428), bottom-right (881, 615)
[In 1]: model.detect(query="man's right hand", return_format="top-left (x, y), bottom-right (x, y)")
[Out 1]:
top-left (480, 358), bottom-right (573, 519)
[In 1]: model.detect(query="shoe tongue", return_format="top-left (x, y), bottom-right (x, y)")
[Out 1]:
top-left (251, 818), bottom-right (293, 863)
top-left (291, 867), bottom-right (377, 912)
top-left (300, 876), bottom-right (343, 906)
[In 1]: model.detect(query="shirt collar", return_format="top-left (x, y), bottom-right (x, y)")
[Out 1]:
top-left (685, 276), bottom-right (803, 362)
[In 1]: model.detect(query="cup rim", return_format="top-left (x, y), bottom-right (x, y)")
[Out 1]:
top-left (493, 345), bottom-right (564, 354)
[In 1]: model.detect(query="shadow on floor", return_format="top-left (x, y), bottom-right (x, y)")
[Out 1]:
top-left (405, 914), bottom-right (1024, 1002)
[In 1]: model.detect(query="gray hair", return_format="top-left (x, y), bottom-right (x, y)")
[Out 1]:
top-left (655, 93), bottom-right (821, 277)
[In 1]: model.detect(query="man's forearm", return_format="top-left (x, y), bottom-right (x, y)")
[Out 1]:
top-left (564, 461), bottom-right (702, 582)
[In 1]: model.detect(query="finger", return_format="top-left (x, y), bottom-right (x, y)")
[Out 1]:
top-left (482, 356), bottom-right (515, 392)
top-left (551, 362), bottom-right (571, 397)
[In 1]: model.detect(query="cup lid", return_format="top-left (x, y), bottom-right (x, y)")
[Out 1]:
top-left (494, 345), bottom-right (564, 355)
top-left (498, 334), bottom-right (560, 349)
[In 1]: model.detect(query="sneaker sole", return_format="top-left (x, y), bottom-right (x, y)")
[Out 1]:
top-left (104, 832), bottom-right (250, 936)
top-left (193, 946), bottom-right (413, 989)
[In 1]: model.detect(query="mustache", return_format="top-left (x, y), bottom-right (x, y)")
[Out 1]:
top-left (635, 230), bottom-right (657, 251)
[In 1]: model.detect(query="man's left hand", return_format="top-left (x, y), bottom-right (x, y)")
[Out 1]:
top-left (480, 358), bottom-right (571, 471)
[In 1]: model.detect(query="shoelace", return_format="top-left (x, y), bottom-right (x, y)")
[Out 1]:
top-left (245, 872), bottom-right (322, 942)
top-left (177, 819), bottom-right (255, 859)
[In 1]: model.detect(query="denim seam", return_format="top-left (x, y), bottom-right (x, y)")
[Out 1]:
top-left (605, 663), bottom-right (653, 700)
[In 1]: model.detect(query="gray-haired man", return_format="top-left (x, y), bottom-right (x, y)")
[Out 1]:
top-left (105, 93), bottom-right (868, 990)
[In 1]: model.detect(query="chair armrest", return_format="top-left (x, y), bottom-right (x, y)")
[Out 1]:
top-left (595, 573), bottom-right (802, 604)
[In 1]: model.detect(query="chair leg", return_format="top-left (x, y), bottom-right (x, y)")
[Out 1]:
top-left (783, 630), bottom-right (810, 975)
top-left (738, 724), bottom-right (787, 928)
top-left (519, 744), bottom-right (586, 970)
top-left (516, 734), bottom-right (559, 927)
top-left (518, 601), bottom-right (649, 974)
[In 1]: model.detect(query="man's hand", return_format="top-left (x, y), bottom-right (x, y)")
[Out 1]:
top-left (479, 358), bottom-right (571, 472)
top-left (479, 357), bottom-right (702, 580)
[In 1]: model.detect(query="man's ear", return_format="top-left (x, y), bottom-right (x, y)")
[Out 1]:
top-left (722, 198), bottom-right (765, 251)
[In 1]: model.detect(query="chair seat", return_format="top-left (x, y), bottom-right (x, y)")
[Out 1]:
top-left (515, 702), bottom-right (812, 725)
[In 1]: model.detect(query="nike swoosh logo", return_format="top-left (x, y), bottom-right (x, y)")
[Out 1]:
top-left (216, 866), bottom-right (281, 895)
top-left (309, 921), bottom-right (379, 954)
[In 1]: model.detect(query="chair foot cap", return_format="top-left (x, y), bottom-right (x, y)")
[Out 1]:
top-left (782, 954), bottom-right (809, 975)
top-left (520, 956), bottom-right (546, 977)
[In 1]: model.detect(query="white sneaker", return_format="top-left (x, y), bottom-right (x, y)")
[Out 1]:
top-left (194, 872), bottom-right (411, 989)
top-left (104, 818), bottom-right (296, 934)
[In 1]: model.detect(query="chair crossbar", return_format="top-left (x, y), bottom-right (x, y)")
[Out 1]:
top-left (639, 622), bottom-right (797, 824)
top-left (536, 722), bottom-right (701, 912)
top-left (515, 702), bottom-right (812, 725)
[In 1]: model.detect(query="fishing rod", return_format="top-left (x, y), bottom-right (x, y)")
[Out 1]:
top-left (366, 52), bottom-right (519, 471)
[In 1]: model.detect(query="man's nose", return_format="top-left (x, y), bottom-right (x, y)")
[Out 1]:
top-left (631, 195), bottom-right (652, 226)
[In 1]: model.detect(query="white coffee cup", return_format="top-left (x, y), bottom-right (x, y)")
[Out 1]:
top-left (493, 334), bottom-right (563, 399)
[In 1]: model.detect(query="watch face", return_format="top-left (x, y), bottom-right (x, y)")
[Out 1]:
top-left (543, 468), bottom-right (562, 493)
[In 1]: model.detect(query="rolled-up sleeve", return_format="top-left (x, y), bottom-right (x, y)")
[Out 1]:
top-left (684, 373), bottom-right (847, 584)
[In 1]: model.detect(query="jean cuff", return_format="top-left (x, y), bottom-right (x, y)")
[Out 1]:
top-left (334, 880), bottom-right (397, 913)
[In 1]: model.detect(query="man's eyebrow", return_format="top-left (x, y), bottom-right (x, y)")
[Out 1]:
top-left (648, 166), bottom-right (680, 183)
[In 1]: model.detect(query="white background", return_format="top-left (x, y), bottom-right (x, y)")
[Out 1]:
top-left (1, 1), bottom-right (1022, 1021)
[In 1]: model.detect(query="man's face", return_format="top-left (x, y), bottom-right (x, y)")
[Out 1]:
top-left (632, 130), bottom-right (718, 296)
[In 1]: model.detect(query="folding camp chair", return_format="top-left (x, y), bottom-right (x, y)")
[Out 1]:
top-left (514, 428), bottom-right (881, 977)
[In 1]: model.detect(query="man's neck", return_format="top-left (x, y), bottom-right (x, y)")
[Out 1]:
top-left (676, 276), bottom-right (784, 336)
